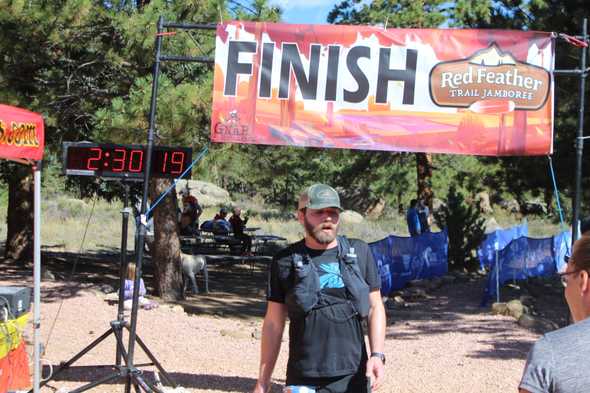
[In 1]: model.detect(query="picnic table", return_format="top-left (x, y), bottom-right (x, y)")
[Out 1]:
top-left (180, 233), bottom-right (240, 255)
top-left (180, 232), bottom-right (287, 258)
top-left (179, 232), bottom-right (286, 293)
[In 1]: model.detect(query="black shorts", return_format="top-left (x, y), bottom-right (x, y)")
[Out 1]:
top-left (286, 370), bottom-right (371, 393)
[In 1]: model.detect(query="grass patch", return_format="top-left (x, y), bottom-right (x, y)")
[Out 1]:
top-left (0, 191), bottom-right (568, 253)
top-left (41, 196), bottom-right (136, 252)
top-left (491, 208), bottom-right (562, 238)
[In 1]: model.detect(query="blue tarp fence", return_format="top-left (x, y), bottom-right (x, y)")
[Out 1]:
top-left (553, 231), bottom-right (572, 273)
top-left (482, 231), bottom-right (571, 305)
top-left (369, 231), bottom-right (449, 296)
top-left (477, 222), bottom-right (528, 270)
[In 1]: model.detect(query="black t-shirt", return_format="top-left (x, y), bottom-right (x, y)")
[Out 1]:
top-left (267, 237), bottom-right (381, 381)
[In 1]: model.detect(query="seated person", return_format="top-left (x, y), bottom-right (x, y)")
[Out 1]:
top-left (229, 207), bottom-right (252, 255)
top-left (214, 207), bottom-right (229, 221)
top-left (181, 194), bottom-right (202, 228)
top-left (123, 263), bottom-right (157, 310)
top-left (211, 207), bottom-right (231, 235)
top-left (179, 212), bottom-right (197, 237)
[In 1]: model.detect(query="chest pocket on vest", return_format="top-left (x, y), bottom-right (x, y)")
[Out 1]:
top-left (341, 257), bottom-right (370, 318)
top-left (285, 254), bottom-right (320, 316)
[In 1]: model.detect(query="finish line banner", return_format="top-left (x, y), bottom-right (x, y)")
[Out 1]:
top-left (211, 22), bottom-right (554, 156)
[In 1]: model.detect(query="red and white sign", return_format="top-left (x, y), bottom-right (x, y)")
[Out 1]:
top-left (211, 22), bottom-right (554, 156)
top-left (0, 104), bottom-right (45, 162)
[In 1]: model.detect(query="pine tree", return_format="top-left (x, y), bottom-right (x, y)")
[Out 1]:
top-left (434, 185), bottom-right (487, 271)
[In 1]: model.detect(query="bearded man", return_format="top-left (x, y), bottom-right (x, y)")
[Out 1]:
top-left (253, 184), bottom-right (386, 393)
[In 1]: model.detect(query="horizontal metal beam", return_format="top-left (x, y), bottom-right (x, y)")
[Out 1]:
top-left (159, 55), bottom-right (214, 64)
top-left (557, 34), bottom-right (588, 40)
top-left (163, 22), bottom-right (216, 30)
top-left (554, 67), bottom-right (589, 75)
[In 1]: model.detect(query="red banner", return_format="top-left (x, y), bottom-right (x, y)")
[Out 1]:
top-left (211, 22), bottom-right (554, 156)
top-left (0, 104), bottom-right (45, 162)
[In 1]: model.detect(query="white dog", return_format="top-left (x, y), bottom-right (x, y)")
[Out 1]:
top-left (180, 253), bottom-right (208, 294)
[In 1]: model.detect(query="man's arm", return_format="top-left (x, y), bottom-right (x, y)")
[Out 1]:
top-left (366, 289), bottom-right (386, 391)
top-left (253, 301), bottom-right (288, 393)
top-left (519, 389), bottom-right (532, 393)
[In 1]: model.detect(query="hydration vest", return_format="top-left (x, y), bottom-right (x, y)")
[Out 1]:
top-left (284, 236), bottom-right (370, 319)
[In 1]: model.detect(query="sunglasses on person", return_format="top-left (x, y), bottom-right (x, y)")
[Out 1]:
top-left (558, 270), bottom-right (583, 287)
top-left (558, 257), bottom-right (588, 287)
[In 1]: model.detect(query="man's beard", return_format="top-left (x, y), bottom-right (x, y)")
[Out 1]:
top-left (304, 217), bottom-right (339, 244)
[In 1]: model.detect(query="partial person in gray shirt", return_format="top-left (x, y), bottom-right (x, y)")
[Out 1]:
top-left (519, 234), bottom-right (590, 393)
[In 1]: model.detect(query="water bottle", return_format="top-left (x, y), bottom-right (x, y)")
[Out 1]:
top-left (283, 386), bottom-right (316, 393)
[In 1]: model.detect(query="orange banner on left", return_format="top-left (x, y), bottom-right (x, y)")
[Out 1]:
top-left (0, 104), bottom-right (45, 162)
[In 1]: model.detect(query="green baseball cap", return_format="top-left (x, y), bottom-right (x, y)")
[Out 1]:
top-left (301, 184), bottom-right (342, 210)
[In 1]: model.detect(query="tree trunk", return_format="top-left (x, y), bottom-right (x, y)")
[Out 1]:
top-left (149, 178), bottom-right (184, 301)
top-left (136, 0), bottom-right (150, 8)
top-left (544, 182), bottom-right (554, 216)
top-left (416, 153), bottom-right (434, 207)
top-left (5, 165), bottom-right (34, 264)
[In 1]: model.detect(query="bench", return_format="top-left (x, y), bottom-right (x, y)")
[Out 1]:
top-left (180, 235), bottom-right (242, 255)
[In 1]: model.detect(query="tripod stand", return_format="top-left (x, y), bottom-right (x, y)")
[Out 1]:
top-left (32, 183), bottom-right (176, 393)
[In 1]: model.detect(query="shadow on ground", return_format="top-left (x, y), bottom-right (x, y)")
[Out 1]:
top-left (385, 277), bottom-right (541, 361)
top-left (42, 365), bottom-right (284, 392)
top-left (1, 246), bottom-right (269, 319)
top-left (176, 261), bottom-right (268, 320)
top-left (0, 248), bottom-right (134, 303)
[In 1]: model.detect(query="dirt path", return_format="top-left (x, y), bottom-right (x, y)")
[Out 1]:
top-left (1, 254), bottom-right (548, 393)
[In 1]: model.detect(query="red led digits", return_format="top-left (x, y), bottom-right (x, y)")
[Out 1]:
top-left (162, 151), bottom-right (169, 174)
top-left (87, 148), bottom-right (102, 170)
top-left (112, 148), bottom-right (126, 172)
top-left (129, 150), bottom-right (143, 172)
top-left (170, 152), bottom-right (185, 174)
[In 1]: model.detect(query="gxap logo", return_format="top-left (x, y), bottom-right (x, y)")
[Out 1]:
top-left (214, 110), bottom-right (250, 138)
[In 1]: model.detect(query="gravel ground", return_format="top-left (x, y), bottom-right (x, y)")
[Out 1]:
top-left (1, 254), bottom-right (546, 393)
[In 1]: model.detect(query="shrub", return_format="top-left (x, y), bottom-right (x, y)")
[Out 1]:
top-left (434, 185), bottom-right (486, 271)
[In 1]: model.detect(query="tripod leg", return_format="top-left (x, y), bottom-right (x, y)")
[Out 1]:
top-left (112, 323), bottom-right (130, 366)
top-left (34, 328), bottom-right (115, 391)
top-left (128, 330), bottom-right (176, 388)
top-left (125, 376), bottom-right (132, 393)
top-left (67, 370), bottom-right (124, 393)
top-left (133, 373), bottom-right (165, 393)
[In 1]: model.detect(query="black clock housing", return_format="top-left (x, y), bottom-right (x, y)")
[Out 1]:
top-left (62, 142), bottom-right (192, 180)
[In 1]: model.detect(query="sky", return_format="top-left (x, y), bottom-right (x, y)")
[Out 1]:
top-left (270, 0), bottom-right (341, 24)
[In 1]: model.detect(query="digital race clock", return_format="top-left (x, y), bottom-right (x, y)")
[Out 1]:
top-left (62, 142), bottom-right (193, 179)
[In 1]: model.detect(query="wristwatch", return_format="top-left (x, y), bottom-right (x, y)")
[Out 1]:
top-left (371, 352), bottom-right (386, 365)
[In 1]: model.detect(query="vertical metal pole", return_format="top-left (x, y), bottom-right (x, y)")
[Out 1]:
top-left (495, 241), bottom-right (500, 304)
top-left (116, 183), bottom-right (130, 366)
top-left (33, 162), bottom-right (42, 393)
top-left (572, 18), bottom-right (588, 243)
top-left (127, 15), bottom-right (165, 372)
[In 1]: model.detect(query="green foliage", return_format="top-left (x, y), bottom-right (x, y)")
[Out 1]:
top-left (434, 185), bottom-right (486, 271)
top-left (328, 0), bottom-right (493, 27)
top-left (0, 0), bottom-right (128, 146)
top-left (432, 155), bottom-right (504, 200)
